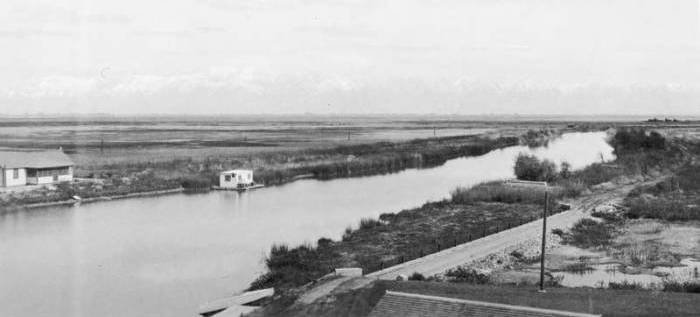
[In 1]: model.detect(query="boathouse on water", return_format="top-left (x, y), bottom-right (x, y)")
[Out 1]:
top-left (0, 150), bottom-right (74, 187)
top-left (219, 169), bottom-right (255, 189)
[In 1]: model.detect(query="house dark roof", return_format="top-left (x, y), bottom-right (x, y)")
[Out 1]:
top-left (0, 150), bottom-right (74, 169)
top-left (368, 291), bottom-right (601, 317)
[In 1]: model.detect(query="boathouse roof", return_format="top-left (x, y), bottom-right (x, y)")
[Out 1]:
top-left (368, 291), bottom-right (601, 317)
top-left (221, 169), bottom-right (252, 175)
top-left (0, 150), bottom-right (74, 169)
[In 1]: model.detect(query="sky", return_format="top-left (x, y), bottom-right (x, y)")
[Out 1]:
top-left (1, 0), bottom-right (700, 115)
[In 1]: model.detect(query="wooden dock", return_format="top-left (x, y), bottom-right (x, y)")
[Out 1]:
top-left (211, 184), bottom-right (265, 192)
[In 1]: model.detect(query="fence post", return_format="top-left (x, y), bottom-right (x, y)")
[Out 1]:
top-left (468, 233), bottom-right (472, 241)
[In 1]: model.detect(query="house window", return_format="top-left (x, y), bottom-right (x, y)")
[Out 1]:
top-left (13, 169), bottom-right (18, 179)
top-left (225, 175), bottom-right (231, 182)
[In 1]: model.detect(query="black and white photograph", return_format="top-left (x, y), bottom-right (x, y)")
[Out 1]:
top-left (2, 1), bottom-right (700, 316)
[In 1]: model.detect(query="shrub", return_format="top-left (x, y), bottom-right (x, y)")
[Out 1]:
top-left (378, 212), bottom-right (397, 222)
top-left (444, 267), bottom-right (490, 284)
top-left (608, 281), bottom-right (647, 290)
top-left (359, 218), bottom-right (382, 230)
top-left (551, 228), bottom-right (564, 237)
top-left (557, 179), bottom-right (586, 197)
top-left (626, 197), bottom-right (700, 221)
top-left (663, 281), bottom-right (700, 293)
top-left (567, 163), bottom-right (622, 187)
top-left (563, 218), bottom-right (615, 248)
top-left (514, 153), bottom-right (558, 182)
top-left (509, 250), bottom-right (524, 259)
top-left (611, 129), bottom-right (665, 155)
top-left (559, 161), bottom-right (572, 179)
top-left (249, 242), bottom-right (332, 290)
top-left (408, 272), bottom-right (426, 281)
top-left (559, 262), bottom-right (594, 273)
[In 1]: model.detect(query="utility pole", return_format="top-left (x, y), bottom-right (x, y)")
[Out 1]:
top-left (539, 188), bottom-right (548, 292)
top-left (500, 179), bottom-right (550, 291)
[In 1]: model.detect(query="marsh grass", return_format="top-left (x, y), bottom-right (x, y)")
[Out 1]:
top-left (557, 262), bottom-right (595, 274)
top-left (451, 182), bottom-right (559, 206)
top-left (251, 199), bottom-right (543, 290)
top-left (444, 267), bottom-right (491, 284)
top-left (630, 222), bottom-right (667, 235)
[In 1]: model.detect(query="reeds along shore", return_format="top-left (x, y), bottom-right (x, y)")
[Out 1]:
top-left (1, 134), bottom-right (523, 207)
top-left (248, 128), bottom-right (700, 293)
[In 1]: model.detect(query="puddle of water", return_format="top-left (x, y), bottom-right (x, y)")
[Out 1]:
top-left (554, 263), bottom-right (662, 288)
top-left (554, 258), bottom-right (700, 289)
top-left (653, 258), bottom-right (700, 281)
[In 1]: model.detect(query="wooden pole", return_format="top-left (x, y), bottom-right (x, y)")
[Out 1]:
top-left (539, 190), bottom-right (548, 292)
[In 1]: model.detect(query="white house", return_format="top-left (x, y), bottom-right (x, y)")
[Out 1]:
top-left (219, 170), bottom-right (254, 189)
top-left (0, 150), bottom-right (74, 187)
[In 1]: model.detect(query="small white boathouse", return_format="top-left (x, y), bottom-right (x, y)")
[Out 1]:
top-left (219, 170), bottom-right (254, 189)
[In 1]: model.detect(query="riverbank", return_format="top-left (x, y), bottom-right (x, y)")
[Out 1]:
top-left (1, 187), bottom-right (185, 213)
top-left (1, 130), bottom-right (540, 209)
top-left (246, 127), bottom-right (700, 316)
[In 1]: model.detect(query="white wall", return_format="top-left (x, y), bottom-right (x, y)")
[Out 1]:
top-left (2, 168), bottom-right (27, 187)
top-left (219, 171), bottom-right (253, 188)
top-left (34, 174), bottom-right (73, 185)
top-left (219, 174), bottom-right (239, 188)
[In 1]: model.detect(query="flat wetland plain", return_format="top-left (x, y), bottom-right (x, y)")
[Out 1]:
top-left (0, 115), bottom-right (500, 166)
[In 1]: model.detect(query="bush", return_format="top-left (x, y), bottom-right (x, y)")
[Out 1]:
top-left (611, 129), bottom-right (665, 155)
top-left (558, 179), bottom-right (586, 197)
top-left (514, 153), bottom-right (558, 182)
top-left (626, 197), bottom-right (700, 221)
top-left (250, 243), bottom-right (331, 290)
top-left (559, 262), bottom-right (594, 273)
top-left (566, 163), bottom-right (622, 187)
top-left (359, 218), bottom-right (383, 230)
top-left (608, 281), bottom-right (647, 290)
top-left (444, 267), bottom-right (490, 284)
top-left (663, 281), bottom-right (700, 293)
top-left (408, 272), bottom-right (426, 281)
top-left (559, 161), bottom-right (572, 179)
top-left (563, 218), bottom-right (615, 248)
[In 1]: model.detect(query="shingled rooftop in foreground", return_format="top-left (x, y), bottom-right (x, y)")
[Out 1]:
top-left (0, 150), bottom-right (74, 187)
top-left (368, 291), bottom-right (601, 317)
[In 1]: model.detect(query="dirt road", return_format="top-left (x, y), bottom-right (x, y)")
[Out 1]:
top-left (366, 182), bottom-right (640, 280)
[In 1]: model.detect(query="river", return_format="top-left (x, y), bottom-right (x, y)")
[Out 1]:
top-left (0, 132), bottom-right (614, 317)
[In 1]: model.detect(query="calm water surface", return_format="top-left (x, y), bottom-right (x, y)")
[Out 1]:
top-left (0, 132), bottom-right (613, 317)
